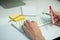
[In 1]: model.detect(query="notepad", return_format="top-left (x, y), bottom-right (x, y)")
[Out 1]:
top-left (9, 14), bottom-right (25, 22)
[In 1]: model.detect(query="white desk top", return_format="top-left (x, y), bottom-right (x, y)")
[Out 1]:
top-left (0, 0), bottom-right (60, 40)
top-left (0, 17), bottom-right (60, 40)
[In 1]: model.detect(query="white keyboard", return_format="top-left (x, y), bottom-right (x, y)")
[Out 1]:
top-left (9, 15), bottom-right (51, 33)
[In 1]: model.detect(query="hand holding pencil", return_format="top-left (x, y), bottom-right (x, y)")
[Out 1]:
top-left (49, 6), bottom-right (60, 26)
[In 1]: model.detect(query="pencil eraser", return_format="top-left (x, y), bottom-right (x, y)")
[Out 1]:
top-left (49, 5), bottom-right (52, 10)
top-left (9, 14), bottom-right (25, 22)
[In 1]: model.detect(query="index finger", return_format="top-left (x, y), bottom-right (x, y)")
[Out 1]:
top-left (26, 20), bottom-right (32, 26)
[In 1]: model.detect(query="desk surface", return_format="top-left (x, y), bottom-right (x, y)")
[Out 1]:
top-left (0, 17), bottom-right (60, 40)
top-left (0, 0), bottom-right (60, 40)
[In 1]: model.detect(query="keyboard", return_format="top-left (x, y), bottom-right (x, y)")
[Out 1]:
top-left (9, 15), bottom-right (51, 33)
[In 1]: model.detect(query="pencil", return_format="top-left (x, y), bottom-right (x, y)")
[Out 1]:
top-left (49, 6), bottom-right (55, 24)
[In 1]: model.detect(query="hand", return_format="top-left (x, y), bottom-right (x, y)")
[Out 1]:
top-left (50, 11), bottom-right (60, 26)
top-left (22, 20), bottom-right (45, 40)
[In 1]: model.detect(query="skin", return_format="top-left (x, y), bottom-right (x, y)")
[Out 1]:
top-left (22, 20), bottom-right (45, 40)
top-left (50, 11), bottom-right (60, 26)
top-left (22, 10), bottom-right (60, 40)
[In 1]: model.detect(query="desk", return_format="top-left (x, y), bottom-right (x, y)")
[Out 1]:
top-left (0, 0), bottom-right (60, 40)
top-left (0, 17), bottom-right (60, 40)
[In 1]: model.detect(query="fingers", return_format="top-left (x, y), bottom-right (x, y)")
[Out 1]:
top-left (24, 21), bottom-right (29, 28)
top-left (25, 20), bottom-right (33, 29)
top-left (22, 20), bottom-right (44, 40)
top-left (22, 20), bottom-right (39, 30)
top-left (25, 20), bottom-right (38, 29)
top-left (22, 20), bottom-right (38, 31)
top-left (50, 10), bottom-right (59, 24)
top-left (54, 18), bottom-right (58, 24)
top-left (22, 25), bottom-right (30, 34)
top-left (54, 21), bottom-right (60, 26)
top-left (31, 21), bottom-right (37, 24)
top-left (50, 11), bottom-right (60, 26)
top-left (22, 21), bottom-right (35, 39)
top-left (22, 25), bottom-right (32, 37)
top-left (51, 11), bottom-right (60, 17)
top-left (24, 20), bottom-right (33, 31)
top-left (26, 20), bottom-right (32, 26)
top-left (22, 25), bottom-right (27, 32)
